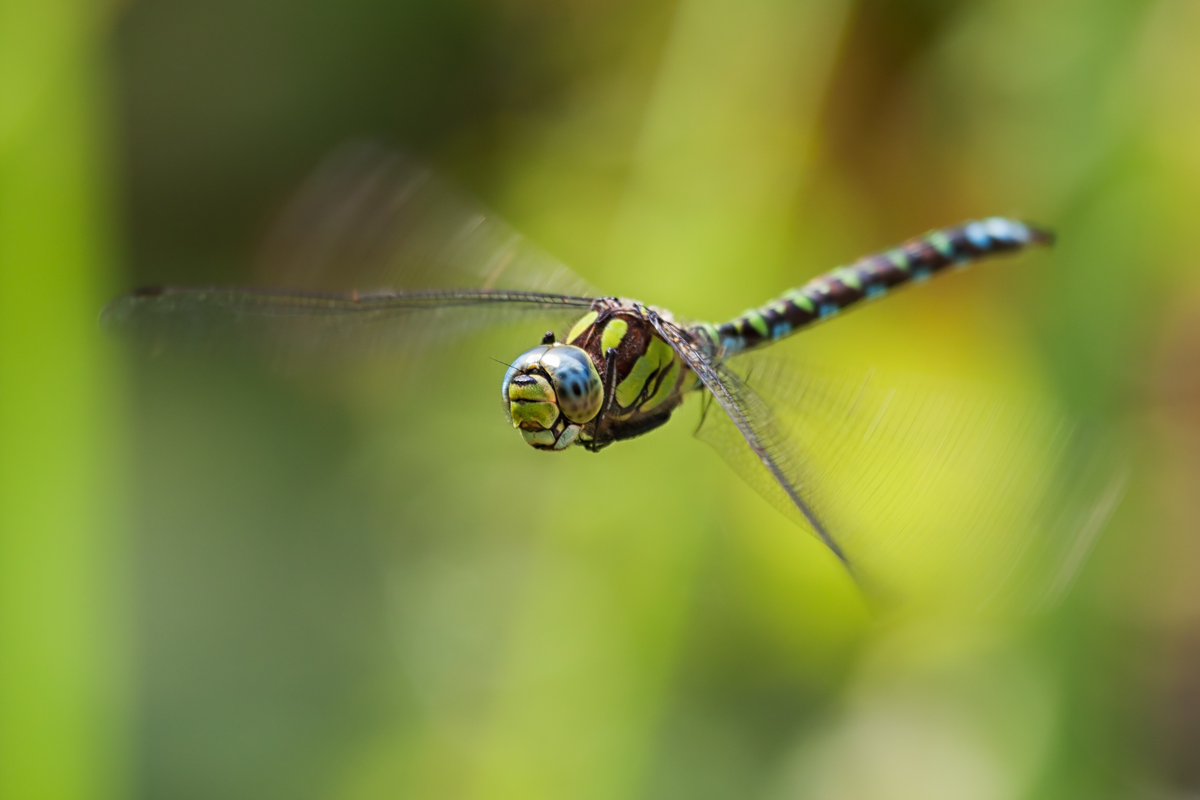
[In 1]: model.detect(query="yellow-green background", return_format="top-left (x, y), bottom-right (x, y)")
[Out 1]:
top-left (2, 0), bottom-right (1198, 798)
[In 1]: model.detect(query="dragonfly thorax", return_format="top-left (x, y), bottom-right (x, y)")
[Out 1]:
top-left (502, 342), bottom-right (603, 450)
top-left (565, 301), bottom-right (694, 451)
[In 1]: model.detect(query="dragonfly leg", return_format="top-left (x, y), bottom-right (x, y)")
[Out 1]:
top-left (583, 347), bottom-right (620, 451)
top-left (694, 389), bottom-right (714, 434)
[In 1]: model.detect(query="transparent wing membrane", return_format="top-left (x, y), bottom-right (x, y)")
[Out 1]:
top-left (103, 287), bottom-right (595, 361)
top-left (253, 142), bottom-right (597, 297)
top-left (104, 142), bottom-right (597, 360)
top-left (694, 353), bottom-right (1125, 612)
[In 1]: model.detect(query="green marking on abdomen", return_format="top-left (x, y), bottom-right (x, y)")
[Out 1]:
top-left (783, 290), bottom-right (815, 313)
top-left (742, 310), bottom-right (769, 338)
top-left (832, 267), bottom-right (862, 290)
top-left (926, 230), bottom-right (953, 257)
top-left (886, 249), bottom-right (910, 270)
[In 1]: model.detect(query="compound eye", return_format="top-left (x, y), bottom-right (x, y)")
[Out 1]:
top-left (542, 345), bottom-right (603, 423)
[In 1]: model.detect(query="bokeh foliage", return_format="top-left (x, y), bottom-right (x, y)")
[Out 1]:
top-left (4, 0), bottom-right (1200, 798)
top-left (0, 1), bottom-right (126, 798)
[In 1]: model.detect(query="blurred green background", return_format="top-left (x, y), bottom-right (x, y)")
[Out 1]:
top-left (3, 0), bottom-right (1200, 798)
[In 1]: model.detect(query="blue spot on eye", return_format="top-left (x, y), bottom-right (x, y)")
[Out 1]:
top-left (965, 222), bottom-right (990, 248)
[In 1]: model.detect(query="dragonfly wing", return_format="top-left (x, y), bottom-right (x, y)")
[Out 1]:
top-left (105, 142), bottom-right (599, 360)
top-left (687, 349), bottom-right (1125, 612)
top-left (649, 317), bottom-right (851, 565)
top-left (252, 141), bottom-right (598, 297)
top-left (103, 287), bottom-right (595, 361)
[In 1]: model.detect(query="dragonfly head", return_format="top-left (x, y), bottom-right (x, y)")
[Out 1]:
top-left (502, 343), bottom-right (603, 450)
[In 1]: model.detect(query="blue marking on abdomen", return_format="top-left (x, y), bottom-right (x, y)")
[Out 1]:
top-left (965, 221), bottom-right (990, 248)
top-left (984, 217), bottom-right (1027, 243)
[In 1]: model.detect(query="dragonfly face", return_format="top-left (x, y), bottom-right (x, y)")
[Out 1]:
top-left (502, 340), bottom-right (603, 450)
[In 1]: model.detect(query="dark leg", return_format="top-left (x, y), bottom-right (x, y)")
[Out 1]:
top-left (585, 347), bottom-right (620, 450)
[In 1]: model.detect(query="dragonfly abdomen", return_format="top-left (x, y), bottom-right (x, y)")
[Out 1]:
top-left (694, 218), bottom-right (1051, 356)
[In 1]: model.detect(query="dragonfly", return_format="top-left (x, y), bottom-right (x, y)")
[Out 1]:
top-left (106, 144), bottom-right (1122, 608)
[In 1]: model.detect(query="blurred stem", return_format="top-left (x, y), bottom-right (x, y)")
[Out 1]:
top-left (0, 1), bottom-right (127, 799)
top-left (605, 0), bottom-right (853, 316)
top-left (466, 3), bottom-right (854, 800)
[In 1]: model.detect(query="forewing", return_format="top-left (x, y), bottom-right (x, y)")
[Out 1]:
top-left (103, 287), bottom-right (595, 363)
top-left (690, 350), bottom-right (1125, 612)
top-left (104, 142), bottom-right (598, 361)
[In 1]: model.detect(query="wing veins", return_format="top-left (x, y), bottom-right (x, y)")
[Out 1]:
top-left (103, 286), bottom-right (596, 326)
top-left (648, 314), bottom-right (850, 567)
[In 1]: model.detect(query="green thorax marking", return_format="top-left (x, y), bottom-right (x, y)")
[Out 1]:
top-left (565, 303), bottom-right (693, 430)
top-left (601, 318), bottom-right (628, 353)
top-left (615, 334), bottom-right (674, 408)
top-left (567, 311), bottom-right (599, 343)
top-left (642, 357), bottom-right (681, 412)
